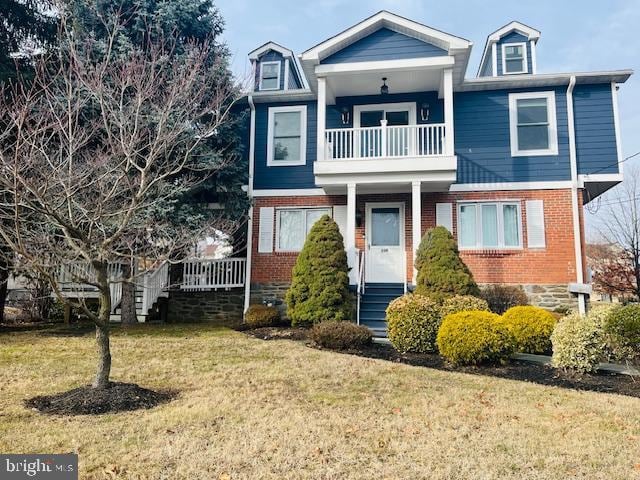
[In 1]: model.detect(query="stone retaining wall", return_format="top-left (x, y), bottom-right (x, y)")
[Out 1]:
top-left (521, 284), bottom-right (578, 310)
top-left (167, 288), bottom-right (244, 324)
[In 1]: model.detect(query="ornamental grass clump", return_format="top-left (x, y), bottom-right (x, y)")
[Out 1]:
top-left (499, 305), bottom-right (557, 354)
top-left (285, 215), bottom-right (352, 326)
top-left (310, 321), bottom-right (372, 350)
top-left (480, 285), bottom-right (529, 314)
top-left (414, 226), bottom-right (479, 302)
top-left (386, 294), bottom-right (441, 353)
top-left (436, 310), bottom-right (515, 366)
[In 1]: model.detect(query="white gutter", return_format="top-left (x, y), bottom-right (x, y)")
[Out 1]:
top-left (566, 76), bottom-right (587, 314)
top-left (243, 95), bottom-right (256, 315)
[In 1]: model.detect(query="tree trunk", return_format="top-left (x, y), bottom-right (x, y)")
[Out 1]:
top-left (93, 266), bottom-right (112, 389)
top-left (120, 262), bottom-right (138, 325)
top-left (0, 259), bottom-right (9, 324)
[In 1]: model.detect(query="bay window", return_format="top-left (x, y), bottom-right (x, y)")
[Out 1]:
top-left (276, 207), bottom-right (331, 251)
top-left (458, 202), bottom-right (522, 249)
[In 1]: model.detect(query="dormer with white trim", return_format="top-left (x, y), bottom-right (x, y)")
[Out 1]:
top-left (477, 21), bottom-right (540, 77)
top-left (249, 42), bottom-right (309, 93)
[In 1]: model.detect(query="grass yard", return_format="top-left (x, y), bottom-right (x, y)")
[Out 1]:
top-left (1, 324), bottom-right (639, 479)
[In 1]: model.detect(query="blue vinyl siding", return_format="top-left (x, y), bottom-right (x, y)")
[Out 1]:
top-left (254, 51), bottom-right (285, 91)
top-left (496, 32), bottom-right (533, 76)
top-left (287, 61), bottom-right (302, 89)
top-left (321, 28), bottom-right (447, 64)
top-left (574, 83), bottom-right (619, 174)
top-left (479, 54), bottom-right (493, 77)
top-left (454, 86), bottom-right (571, 184)
top-left (253, 101), bottom-right (317, 189)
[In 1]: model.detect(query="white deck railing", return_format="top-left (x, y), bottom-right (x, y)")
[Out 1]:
top-left (141, 262), bottom-right (169, 312)
top-left (181, 257), bottom-right (246, 291)
top-left (325, 123), bottom-right (447, 160)
top-left (57, 262), bottom-right (123, 312)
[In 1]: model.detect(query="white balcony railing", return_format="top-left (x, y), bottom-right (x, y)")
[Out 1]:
top-left (325, 123), bottom-right (447, 160)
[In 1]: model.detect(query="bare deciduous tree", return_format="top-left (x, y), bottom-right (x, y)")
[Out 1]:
top-left (594, 165), bottom-right (640, 300)
top-left (0, 19), bottom-right (241, 388)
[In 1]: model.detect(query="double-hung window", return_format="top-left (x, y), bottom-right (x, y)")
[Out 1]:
top-left (276, 207), bottom-right (332, 251)
top-left (259, 61), bottom-right (280, 90)
top-left (502, 42), bottom-right (527, 74)
top-left (458, 202), bottom-right (522, 249)
top-left (267, 105), bottom-right (307, 166)
top-left (509, 91), bottom-right (558, 156)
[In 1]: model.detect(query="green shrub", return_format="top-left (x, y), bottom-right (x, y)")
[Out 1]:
top-left (245, 305), bottom-right (281, 328)
top-left (414, 226), bottom-right (479, 302)
top-left (604, 304), bottom-right (640, 364)
top-left (440, 295), bottom-right (489, 317)
top-left (550, 305), bottom-right (615, 373)
top-left (480, 284), bottom-right (529, 314)
top-left (310, 321), bottom-right (372, 350)
top-left (285, 215), bottom-right (352, 326)
top-left (499, 306), bottom-right (556, 354)
top-left (386, 294), bottom-right (441, 353)
top-left (436, 310), bottom-right (514, 366)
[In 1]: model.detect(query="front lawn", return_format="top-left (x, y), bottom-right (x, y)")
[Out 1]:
top-left (1, 324), bottom-right (639, 479)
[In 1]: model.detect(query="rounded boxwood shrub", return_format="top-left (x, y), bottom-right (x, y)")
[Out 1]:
top-left (440, 295), bottom-right (489, 317)
top-left (550, 305), bottom-right (615, 373)
top-left (436, 311), bottom-right (514, 366)
top-left (414, 226), bottom-right (479, 302)
top-left (604, 304), bottom-right (640, 363)
top-left (480, 284), bottom-right (529, 314)
top-left (245, 305), bottom-right (281, 328)
top-left (310, 321), bottom-right (372, 350)
top-left (285, 215), bottom-right (352, 327)
top-left (386, 294), bottom-right (441, 353)
top-left (499, 306), bottom-right (557, 354)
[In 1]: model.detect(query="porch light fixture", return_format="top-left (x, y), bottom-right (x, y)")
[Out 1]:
top-left (420, 103), bottom-right (430, 121)
top-left (340, 106), bottom-right (350, 125)
top-left (380, 77), bottom-right (389, 95)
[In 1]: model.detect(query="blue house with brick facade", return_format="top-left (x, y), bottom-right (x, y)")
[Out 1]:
top-left (241, 11), bottom-right (632, 336)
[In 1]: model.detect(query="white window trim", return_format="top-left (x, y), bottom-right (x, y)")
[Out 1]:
top-left (509, 91), bottom-right (559, 157)
top-left (259, 61), bottom-right (281, 91)
top-left (457, 201), bottom-right (523, 250)
top-left (267, 105), bottom-right (307, 166)
top-left (275, 206), bottom-right (333, 252)
top-left (501, 42), bottom-right (528, 75)
top-left (353, 102), bottom-right (417, 128)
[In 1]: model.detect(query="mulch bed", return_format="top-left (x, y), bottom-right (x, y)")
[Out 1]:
top-left (24, 382), bottom-right (176, 415)
top-left (240, 326), bottom-right (640, 399)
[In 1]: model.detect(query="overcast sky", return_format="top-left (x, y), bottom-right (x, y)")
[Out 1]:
top-left (216, 0), bottom-right (640, 236)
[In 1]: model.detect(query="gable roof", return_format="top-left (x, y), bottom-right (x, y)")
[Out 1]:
top-left (477, 21), bottom-right (541, 77)
top-left (248, 41), bottom-right (294, 60)
top-left (301, 10), bottom-right (471, 62)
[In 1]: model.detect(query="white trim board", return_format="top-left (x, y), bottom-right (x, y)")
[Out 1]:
top-left (252, 188), bottom-right (326, 197)
top-left (450, 181), bottom-right (571, 192)
top-left (314, 56), bottom-right (454, 76)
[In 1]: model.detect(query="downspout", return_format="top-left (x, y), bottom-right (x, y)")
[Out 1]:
top-left (243, 95), bottom-right (256, 315)
top-left (566, 76), bottom-right (587, 314)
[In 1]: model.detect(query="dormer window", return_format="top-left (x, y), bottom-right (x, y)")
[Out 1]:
top-left (259, 61), bottom-right (281, 90)
top-left (502, 42), bottom-right (527, 74)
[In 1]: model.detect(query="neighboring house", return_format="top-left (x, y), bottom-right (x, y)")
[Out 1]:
top-left (241, 10), bottom-right (631, 334)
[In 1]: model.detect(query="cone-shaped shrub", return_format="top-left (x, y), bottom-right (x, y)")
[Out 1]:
top-left (414, 226), bottom-right (479, 302)
top-left (285, 215), bottom-right (352, 326)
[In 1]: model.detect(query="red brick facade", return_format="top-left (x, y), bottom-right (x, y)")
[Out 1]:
top-left (250, 188), bottom-right (585, 287)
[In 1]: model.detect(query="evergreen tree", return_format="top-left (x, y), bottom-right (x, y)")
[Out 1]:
top-left (285, 215), bottom-right (352, 326)
top-left (414, 226), bottom-right (479, 302)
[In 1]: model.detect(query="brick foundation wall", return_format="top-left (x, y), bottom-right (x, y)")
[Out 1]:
top-left (252, 188), bottom-right (581, 288)
top-left (167, 289), bottom-right (244, 324)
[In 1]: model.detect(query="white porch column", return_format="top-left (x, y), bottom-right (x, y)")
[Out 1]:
top-left (346, 183), bottom-right (357, 285)
top-left (317, 76), bottom-right (326, 161)
top-left (411, 180), bottom-right (422, 284)
top-left (443, 68), bottom-right (454, 155)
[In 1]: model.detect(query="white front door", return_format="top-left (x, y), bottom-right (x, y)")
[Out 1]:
top-left (365, 203), bottom-right (405, 283)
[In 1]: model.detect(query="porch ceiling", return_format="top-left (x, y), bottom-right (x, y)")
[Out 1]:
top-left (324, 66), bottom-right (444, 99)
